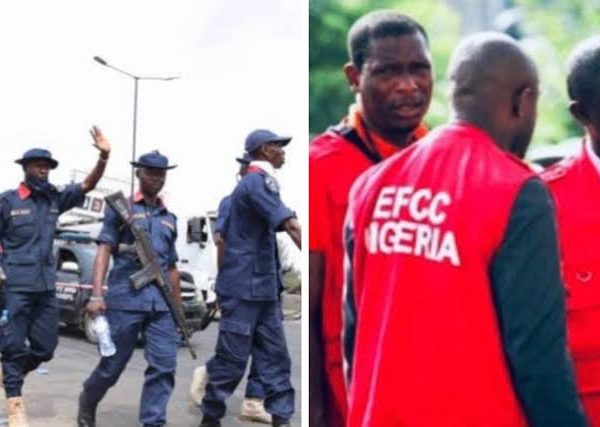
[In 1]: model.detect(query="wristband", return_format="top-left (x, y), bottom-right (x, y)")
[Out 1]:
top-left (89, 295), bottom-right (104, 302)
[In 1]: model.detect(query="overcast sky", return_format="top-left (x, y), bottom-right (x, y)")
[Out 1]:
top-left (0, 0), bottom-right (306, 265)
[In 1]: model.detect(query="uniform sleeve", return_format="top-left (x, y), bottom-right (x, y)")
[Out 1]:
top-left (168, 215), bottom-right (179, 266)
top-left (245, 175), bottom-right (294, 230)
top-left (0, 197), bottom-right (7, 267)
top-left (490, 177), bottom-right (588, 427)
top-left (309, 156), bottom-right (329, 251)
top-left (57, 183), bottom-right (85, 213)
top-left (343, 210), bottom-right (356, 386)
top-left (96, 203), bottom-right (121, 249)
top-left (215, 196), bottom-right (231, 233)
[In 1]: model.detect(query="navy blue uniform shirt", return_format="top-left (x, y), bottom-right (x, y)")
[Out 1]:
top-left (217, 168), bottom-right (294, 301)
top-left (215, 195), bottom-right (231, 234)
top-left (97, 193), bottom-right (178, 312)
top-left (0, 182), bottom-right (84, 291)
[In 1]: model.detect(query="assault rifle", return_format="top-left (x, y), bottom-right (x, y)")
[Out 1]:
top-left (105, 191), bottom-right (197, 359)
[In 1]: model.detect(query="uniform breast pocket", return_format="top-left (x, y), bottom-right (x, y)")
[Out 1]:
top-left (10, 215), bottom-right (35, 239)
top-left (254, 252), bottom-right (275, 275)
top-left (564, 262), bottom-right (600, 359)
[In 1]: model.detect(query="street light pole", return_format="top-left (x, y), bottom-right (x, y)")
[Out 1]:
top-left (93, 56), bottom-right (179, 196)
top-left (132, 77), bottom-right (138, 197)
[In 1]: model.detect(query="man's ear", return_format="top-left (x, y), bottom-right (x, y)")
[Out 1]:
top-left (135, 169), bottom-right (141, 179)
top-left (569, 100), bottom-right (590, 126)
top-left (344, 62), bottom-right (361, 94)
top-left (512, 86), bottom-right (535, 118)
top-left (260, 144), bottom-right (270, 158)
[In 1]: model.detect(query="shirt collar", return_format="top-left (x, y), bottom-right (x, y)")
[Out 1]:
top-left (133, 191), bottom-right (166, 208)
top-left (249, 160), bottom-right (277, 177)
top-left (17, 182), bottom-right (32, 200)
top-left (344, 103), bottom-right (427, 160)
top-left (584, 136), bottom-right (600, 179)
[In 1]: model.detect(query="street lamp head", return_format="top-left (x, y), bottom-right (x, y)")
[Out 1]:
top-left (93, 56), bottom-right (108, 66)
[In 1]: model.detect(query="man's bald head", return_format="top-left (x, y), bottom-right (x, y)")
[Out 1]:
top-left (447, 32), bottom-right (539, 157)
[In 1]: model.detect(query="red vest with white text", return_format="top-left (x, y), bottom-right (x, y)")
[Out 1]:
top-left (543, 146), bottom-right (600, 425)
top-left (347, 123), bottom-right (532, 427)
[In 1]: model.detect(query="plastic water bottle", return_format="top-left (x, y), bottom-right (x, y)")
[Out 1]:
top-left (92, 315), bottom-right (116, 357)
top-left (0, 310), bottom-right (8, 327)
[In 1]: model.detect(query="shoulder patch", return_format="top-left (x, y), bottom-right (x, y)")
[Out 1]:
top-left (264, 175), bottom-right (280, 194)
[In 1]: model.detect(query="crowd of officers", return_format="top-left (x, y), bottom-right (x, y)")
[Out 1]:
top-left (0, 126), bottom-right (301, 427)
top-left (310, 9), bottom-right (600, 427)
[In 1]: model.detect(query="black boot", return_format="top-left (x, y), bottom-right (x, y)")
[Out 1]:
top-left (77, 391), bottom-right (98, 427)
top-left (272, 416), bottom-right (291, 427)
top-left (199, 415), bottom-right (221, 427)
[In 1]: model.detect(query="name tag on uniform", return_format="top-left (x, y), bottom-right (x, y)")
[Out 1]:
top-left (131, 213), bottom-right (147, 220)
top-left (10, 209), bottom-right (31, 217)
top-left (50, 208), bottom-right (59, 214)
top-left (161, 220), bottom-right (175, 232)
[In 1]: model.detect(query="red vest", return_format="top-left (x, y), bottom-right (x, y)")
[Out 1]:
top-left (542, 145), bottom-right (600, 424)
top-left (347, 123), bottom-right (532, 427)
top-left (309, 130), bottom-right (375, 427)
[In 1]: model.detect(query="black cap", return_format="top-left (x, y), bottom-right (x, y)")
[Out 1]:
top-left (244, 129), bottom-right (291, 153)
top-left (130, 150), bottom-right (177, 170)
top-left (15, 148), bottom-right (59, 169)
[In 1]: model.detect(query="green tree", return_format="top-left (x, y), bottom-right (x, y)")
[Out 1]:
top-left (512, 0), bottom-right (600, 144)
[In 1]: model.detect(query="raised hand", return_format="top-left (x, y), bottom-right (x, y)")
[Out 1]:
top-left (90, 125), bottom-right (111, 156)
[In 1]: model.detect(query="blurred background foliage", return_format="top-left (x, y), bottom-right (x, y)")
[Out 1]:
top-left (309, 0), bottom-right (600, 148)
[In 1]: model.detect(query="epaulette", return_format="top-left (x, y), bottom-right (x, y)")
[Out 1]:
top-left (540, 157), bottom-right (576, 183)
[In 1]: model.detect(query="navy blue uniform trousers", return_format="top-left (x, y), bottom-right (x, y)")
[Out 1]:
top-left (83, 309), bottom-right (179, 426)
top-left (202, 296), bottom-right (294, 420)
top-left (2, 290), bottom-right (58, 397)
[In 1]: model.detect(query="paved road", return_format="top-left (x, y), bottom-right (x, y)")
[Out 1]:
top-left (0, 319), bottom-right (301, 427)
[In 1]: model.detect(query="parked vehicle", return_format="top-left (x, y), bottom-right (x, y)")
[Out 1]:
top-left (54, 230), bottom-right (207, 343)
top-left (176, 214), bottom-right (219, 327)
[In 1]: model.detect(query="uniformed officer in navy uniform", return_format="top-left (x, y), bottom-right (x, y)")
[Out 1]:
top-left (77, 150), bottom-right (182, 427)
top-left (0, 126), bottom-right (111, 426)
top-left (191, 152), bottom-right (272, 424)
top-left (213, 153), bottom-right (251, 260)
top-left (200, 129), bottom-right (302, 427)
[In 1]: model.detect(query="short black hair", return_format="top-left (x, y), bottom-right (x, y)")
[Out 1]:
top-left (347, 10), bottom-right (429, 70)
top-left (567, 36), bottom-right (600, 112)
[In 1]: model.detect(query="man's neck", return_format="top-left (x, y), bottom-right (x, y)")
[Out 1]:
top-left (143, 194), bottom-right (159, 206)
top-left (367, 123), bottom-right (414, 148)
